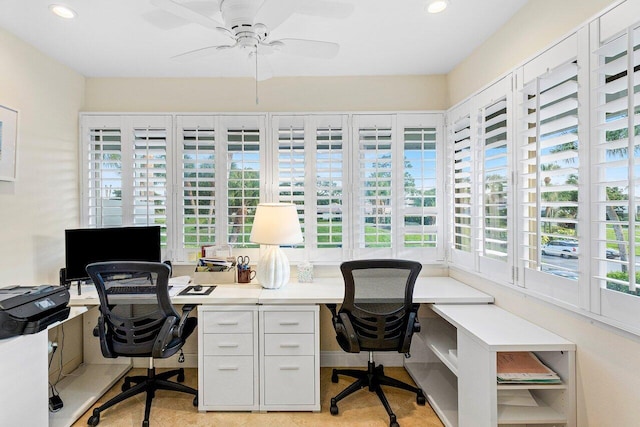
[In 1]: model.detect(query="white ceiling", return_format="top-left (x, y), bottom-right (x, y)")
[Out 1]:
top-left (0, 0), bottom-right (528, 79)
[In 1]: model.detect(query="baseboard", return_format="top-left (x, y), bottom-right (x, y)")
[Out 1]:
top-left (320, 351), bottom-right (405, 368)
top-left (132, 353), bottom-right (198, 369)
top-left (131, 351), bottom-right (403, 369)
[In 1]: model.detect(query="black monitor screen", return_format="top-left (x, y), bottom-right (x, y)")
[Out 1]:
top-left (64, 226), bottom-right (161, 283)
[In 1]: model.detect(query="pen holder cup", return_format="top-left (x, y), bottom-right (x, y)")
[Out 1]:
top-left (237, 268), bottom-right (256, 284)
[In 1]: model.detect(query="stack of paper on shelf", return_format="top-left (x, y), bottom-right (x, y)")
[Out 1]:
top-left (497, 351), bottom-right (561, 384)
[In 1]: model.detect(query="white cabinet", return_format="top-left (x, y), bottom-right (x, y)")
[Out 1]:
top-left (259, 305), bottom-right (320, 411)
top-left (198, 305), bottom-right (259, 411)
top-left (198, 304), bottom-right (319, 412)
top-left (404, 304), bottom-right (575, 427)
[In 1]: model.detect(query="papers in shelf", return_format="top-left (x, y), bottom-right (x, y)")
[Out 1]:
top-left (497, 389), bottom-right (538, 406)
top-left (497, 351), bottom-right (562, 384)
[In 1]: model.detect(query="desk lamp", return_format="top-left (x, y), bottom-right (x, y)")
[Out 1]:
top-left (250, 203), bottom-right (303, 289)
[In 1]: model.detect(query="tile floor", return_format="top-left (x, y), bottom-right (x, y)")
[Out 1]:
top-left (71, 367), bottom-right (444, 427)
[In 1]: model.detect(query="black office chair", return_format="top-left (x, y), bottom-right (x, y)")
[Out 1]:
top-left (327, 259), bottom-right (426, 427)
top-left (85, 261), bottom-right (198, 427)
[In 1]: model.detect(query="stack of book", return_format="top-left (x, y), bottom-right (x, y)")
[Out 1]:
top-left (497, 351), bottom-right (562, 384)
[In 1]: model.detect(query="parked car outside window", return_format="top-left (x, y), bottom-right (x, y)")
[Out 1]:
top-left (541, 240), bottom-right (579, 258)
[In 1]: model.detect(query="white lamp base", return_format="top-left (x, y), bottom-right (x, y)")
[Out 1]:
top-left (256, 245), bottom-right (290, 289)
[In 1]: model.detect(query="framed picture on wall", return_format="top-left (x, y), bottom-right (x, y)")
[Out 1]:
top-left (0, 104), bottom-right (18, 181)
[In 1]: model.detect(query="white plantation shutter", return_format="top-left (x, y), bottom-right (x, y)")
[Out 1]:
top-left (478, 97), bottom-right (509, 262)
top-left (82, 115), bottom-right (172, 248)
top-left (177, 116), bottom-right (217, 256)
top-left (451, 110), bottom-right (474, 257)
top-left (520, 60), bottom-right (580, 278)
top-left (397, 113), bottom-right (443, 259)
top-left (225, 117), bottom-right (263, 248)
top-left (86, 123), bottom-right (123, 227)
top-left (275, 117), bottom-right (306, 248)
top-left (131, 125), bottom-right (168, 235)
top-left (592, 22), bottom-right (640, 327)
top-left (315, 118), bottom-right (346, 256)
top-left (353, 115), bottom-right (394, 257)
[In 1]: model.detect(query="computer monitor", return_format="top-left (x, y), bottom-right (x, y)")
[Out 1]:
top-left (63, 226), bottom-right (162, 285)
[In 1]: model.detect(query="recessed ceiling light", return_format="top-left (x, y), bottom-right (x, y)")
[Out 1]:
top-left (49, 4), bottom-right (77, 19)
top-left (426, 0), bottom-right (449, 14)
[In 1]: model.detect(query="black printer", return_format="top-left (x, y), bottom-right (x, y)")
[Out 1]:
top-left (0, 285), bottom-right (70, 339)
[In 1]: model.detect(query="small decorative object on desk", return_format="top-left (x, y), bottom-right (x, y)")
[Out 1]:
top-left (297, 261), bottom-right (314, 283)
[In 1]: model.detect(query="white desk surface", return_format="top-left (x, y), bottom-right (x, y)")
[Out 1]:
top-left (432, 304), bottom-right (575, 351)
top-left (69, 276), bottom-right (493, 306)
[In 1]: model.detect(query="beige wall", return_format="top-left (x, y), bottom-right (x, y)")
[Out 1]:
top-left (0, 28), bottom-right (84, 285)
top-left (447, 0), bottom-right (618, 106)
top-left (0, 27), bottom-right (85, 382)
top-left (83, 75), bottom-right (448, 112)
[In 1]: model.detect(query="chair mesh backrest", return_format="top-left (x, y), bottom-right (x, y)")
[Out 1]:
top-left (340, 259), bottom-right (421, 351)
top-left (86, 261), bottom-right (178, 357)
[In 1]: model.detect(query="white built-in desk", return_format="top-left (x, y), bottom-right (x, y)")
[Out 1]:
top-left (405, 304), bottom-right (576, 427)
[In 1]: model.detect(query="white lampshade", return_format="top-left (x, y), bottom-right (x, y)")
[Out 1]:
top-left (250, 203), bottom-right (303, 245)
top-left (250, 203), bottom-right (303, 289)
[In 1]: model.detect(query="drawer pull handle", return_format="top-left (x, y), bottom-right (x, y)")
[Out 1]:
top-left (218, 343), bottom-right (239, 348)
top-left (280, 344), bottom-right (300, 348)
top-left (280, 366), bottom-right (300, 370)
top-left (218, 366), bottom-right (239, 371)
top-left (217, 321), bottom-right (239, 326)
top-left (279, 321), bottom-right (300, 326)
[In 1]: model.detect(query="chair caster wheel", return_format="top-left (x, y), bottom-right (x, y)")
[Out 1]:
top-left (330, 398), bottom-right (339, 415)
top-left (390, 414), bottom-right (399, 427)
top-left (142, 420), bottom-right (149, 427)
top-left (417, 390), bottom-right (426, 405)
top-left (121, 380), bottom-right (130, 392)
top-left (331, 370), bottom-right (339, 383)
top-left (177, 369), bottom-right (185, 382)
top-left (87, 410), bottom-right (100, 426)
top-left (193, 396), bottom-right (198, 406)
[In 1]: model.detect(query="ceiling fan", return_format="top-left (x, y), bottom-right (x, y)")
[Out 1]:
top-left (150, 0), bottom-right (353, 81)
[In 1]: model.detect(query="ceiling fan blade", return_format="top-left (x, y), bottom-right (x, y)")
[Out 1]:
top-left (295, 0), bottom-right (354, 19)
top-left (170, 44), bottom-right (235, 61)
top-left (277, 39), bottom-right (340, 59)
top-left (151, 0), bottom-right (225, 31)
top-left (254, 0), bottom-right (298, 30)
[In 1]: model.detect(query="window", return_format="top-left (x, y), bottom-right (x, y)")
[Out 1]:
top-left (592, 22), bottom-right (640, 327)
top-left (177, 116), bottom-right (217, 253)
top-left (448, 102), bottom-right (475, 267)
top-left (226, 120), bottom-right (263, 249)
top-left (398, 114), bottom-right (443, 260)
top-left (515, 31), bottom-right (585, 305)
top-left (355, 116), bottom-right (394, 255)
top-left (475, 77), bottom-right (513, 282)
top-left (81, 113), bottom-right (442, 264)
top-left (81, 115), bottom-right (172, 247)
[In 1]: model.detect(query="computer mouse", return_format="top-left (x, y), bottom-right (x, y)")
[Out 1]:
top-left (193, 284), bottom-right (203, 291)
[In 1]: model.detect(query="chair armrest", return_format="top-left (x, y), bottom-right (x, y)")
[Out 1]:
top-left (336, 312), bottom-right (360, 353)
top-left (152, 316), bottom-right (178, 357)
top-left (173, 304), bottom-right (196, 338)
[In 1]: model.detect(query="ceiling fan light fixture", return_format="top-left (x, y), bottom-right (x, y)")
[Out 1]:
top-left (426, 0), bottom-right (449, 14)
top-left (49, 4), bottom-right (77, 19)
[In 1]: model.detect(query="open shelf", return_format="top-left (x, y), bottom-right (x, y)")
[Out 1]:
top-left (422, 316), bottom-right (458, 375)
top-left (405, 361), bottom-right (458, 427)
top-left (49, 363), bottom-right (131, 427)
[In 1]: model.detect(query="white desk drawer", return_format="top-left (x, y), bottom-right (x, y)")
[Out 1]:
top-left (263, 311), bottom-right (314, 334)
top-left (202, 310), bottom-right (254, 334)
top-left (264, 333), bottom-right (315, 356)
top-left (203, 333), bottom-right (254, 356)
top-left (202, 355), bottom-right (255, 407)
top-left (263, 355), bottom-right (315, 405)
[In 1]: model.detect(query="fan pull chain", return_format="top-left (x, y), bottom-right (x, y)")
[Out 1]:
top-left (255, 47), bottom-right (259, 105)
